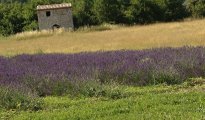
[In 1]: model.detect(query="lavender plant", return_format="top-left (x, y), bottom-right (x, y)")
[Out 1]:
top-left (0, 47), bottom-right (205, 96)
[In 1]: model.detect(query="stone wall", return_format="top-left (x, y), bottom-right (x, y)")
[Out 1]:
top-left (37, 8), bottom-right (74, 30)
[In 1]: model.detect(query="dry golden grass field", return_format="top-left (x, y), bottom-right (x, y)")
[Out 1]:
top-left (1, 19), bottom-right (205, 56)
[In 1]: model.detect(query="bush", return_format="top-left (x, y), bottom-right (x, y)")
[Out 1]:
top-left (22, 75), bottom-right (76, 97)
top-left (156, 0), bottom-right (188, 21)
top-left (124, 0), bottom-right (163, 24)
top-left (184, 0), bottom-right (205, 18)
top-left (22, 75), bottom-right (128, 99)
top-left (0, 3), bottom-right (25, 36)
top-left (0, 86), bottom-right (42, 111)
top-left (77, 80), bottom-right (128, 99)
top-left (186, 78), bottom-right (205, 86)
top-left (152, 70), bottom-right (182, 85)
top-left (72, 0), bottom-right (100, 27)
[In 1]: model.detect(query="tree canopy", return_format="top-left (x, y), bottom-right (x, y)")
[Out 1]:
top-left (0, 0), bottom-right (204, 36)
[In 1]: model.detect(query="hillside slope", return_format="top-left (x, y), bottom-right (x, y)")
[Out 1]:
top-left (1, 19), bottom-right (205, 56)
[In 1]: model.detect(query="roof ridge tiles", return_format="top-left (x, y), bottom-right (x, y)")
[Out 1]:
top-left (37, 3), bottom-right (72, 10)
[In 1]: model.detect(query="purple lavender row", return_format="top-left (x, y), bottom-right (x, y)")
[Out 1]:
top-left (0, 47), bottom-right (205, 88)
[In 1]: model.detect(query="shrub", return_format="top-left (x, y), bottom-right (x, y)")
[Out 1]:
top-left (124, 0), bottom-right (163, 24)
top-left (152, 70), bottom-right (182, 85)
top-left (184, 0), bottom-right (205, 18)
top-left (158, 0), bottom-right (188, 21)
top-left (186, 78), bottom-right (205, 86)
top-left (77, 80), bottom-right (128, 99)
top-left (0, 86), bottom-right (42, 111)
top-left (22, 75), bottom-right (76, 97)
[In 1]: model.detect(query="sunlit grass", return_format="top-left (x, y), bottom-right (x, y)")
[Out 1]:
top-left (1, 82), bottom-right (204, 120)
top-left (1, 19), bottom-right (205, 56)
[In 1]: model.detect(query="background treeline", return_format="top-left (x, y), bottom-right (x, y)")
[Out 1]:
top-left (0, 0), bottom-right (205, 36)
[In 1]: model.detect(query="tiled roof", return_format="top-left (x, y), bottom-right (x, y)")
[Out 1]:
top-left (37, 3), bottom-right (71, 10)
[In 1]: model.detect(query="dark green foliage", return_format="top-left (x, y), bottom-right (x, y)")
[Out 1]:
top-left (184, 0), bottom-right (205, 18)
top-left (155, 0), bottom-right (188, 21)
top-left (72, 0), bottom-right (100, 27)
top-left (164, 0), bottom-right (188, 21)
top-left (92, 0), bottom-right (124, 24)
top-left (124, 0), bottom-right (163, 24)
top-left (0, 0), bottom-right (205, 36)
top-left (0, 3), bottom-right (25, 36)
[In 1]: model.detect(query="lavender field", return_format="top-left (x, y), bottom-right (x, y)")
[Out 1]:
top-left (1, 47), bottom-right (205, 95)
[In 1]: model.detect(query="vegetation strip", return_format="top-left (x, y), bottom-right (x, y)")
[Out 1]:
top-left (0, 47), bottom-right (205, 119)
top-left (0, 0), bottom-right (205, 36)
top-left (0, 83), bottom-right (205, 120)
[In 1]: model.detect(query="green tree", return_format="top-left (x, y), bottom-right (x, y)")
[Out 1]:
top-left (124, 0), bottom-right (162, 24)
top-left (0, 3), bottom-right (25, 36)
top-left (184, 0), bottom-right (205, 18)
top-left (163, 0), bottom-right (188, 21)
top-left (92, 0), bottom-right (127, 24)
top-left (71, 0), bottom-right (100, 27)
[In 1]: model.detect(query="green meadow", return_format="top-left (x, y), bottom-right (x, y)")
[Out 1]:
top-left (1, 81), bottom-right (205, 120)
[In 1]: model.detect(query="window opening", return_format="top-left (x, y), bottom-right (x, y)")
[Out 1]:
top-left (46, 11), bottom-right (51, 17)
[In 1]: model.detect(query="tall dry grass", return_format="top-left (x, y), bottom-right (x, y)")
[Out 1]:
top-left (1, 19), bottom-right (205, 56)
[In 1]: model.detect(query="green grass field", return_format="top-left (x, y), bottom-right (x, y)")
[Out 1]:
top-left (1, 81), bottom-right (205, 120)
top-left (1, 20), bottom-right (205, 120)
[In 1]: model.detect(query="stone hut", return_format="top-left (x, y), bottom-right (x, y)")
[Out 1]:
top-left (37, 3), bottom-right (74, 30)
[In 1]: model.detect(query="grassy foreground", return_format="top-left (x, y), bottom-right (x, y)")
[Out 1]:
top-left (0, 81), bottom-right (205, 120)
top-left (1, 19), bottom-right (205, 56)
